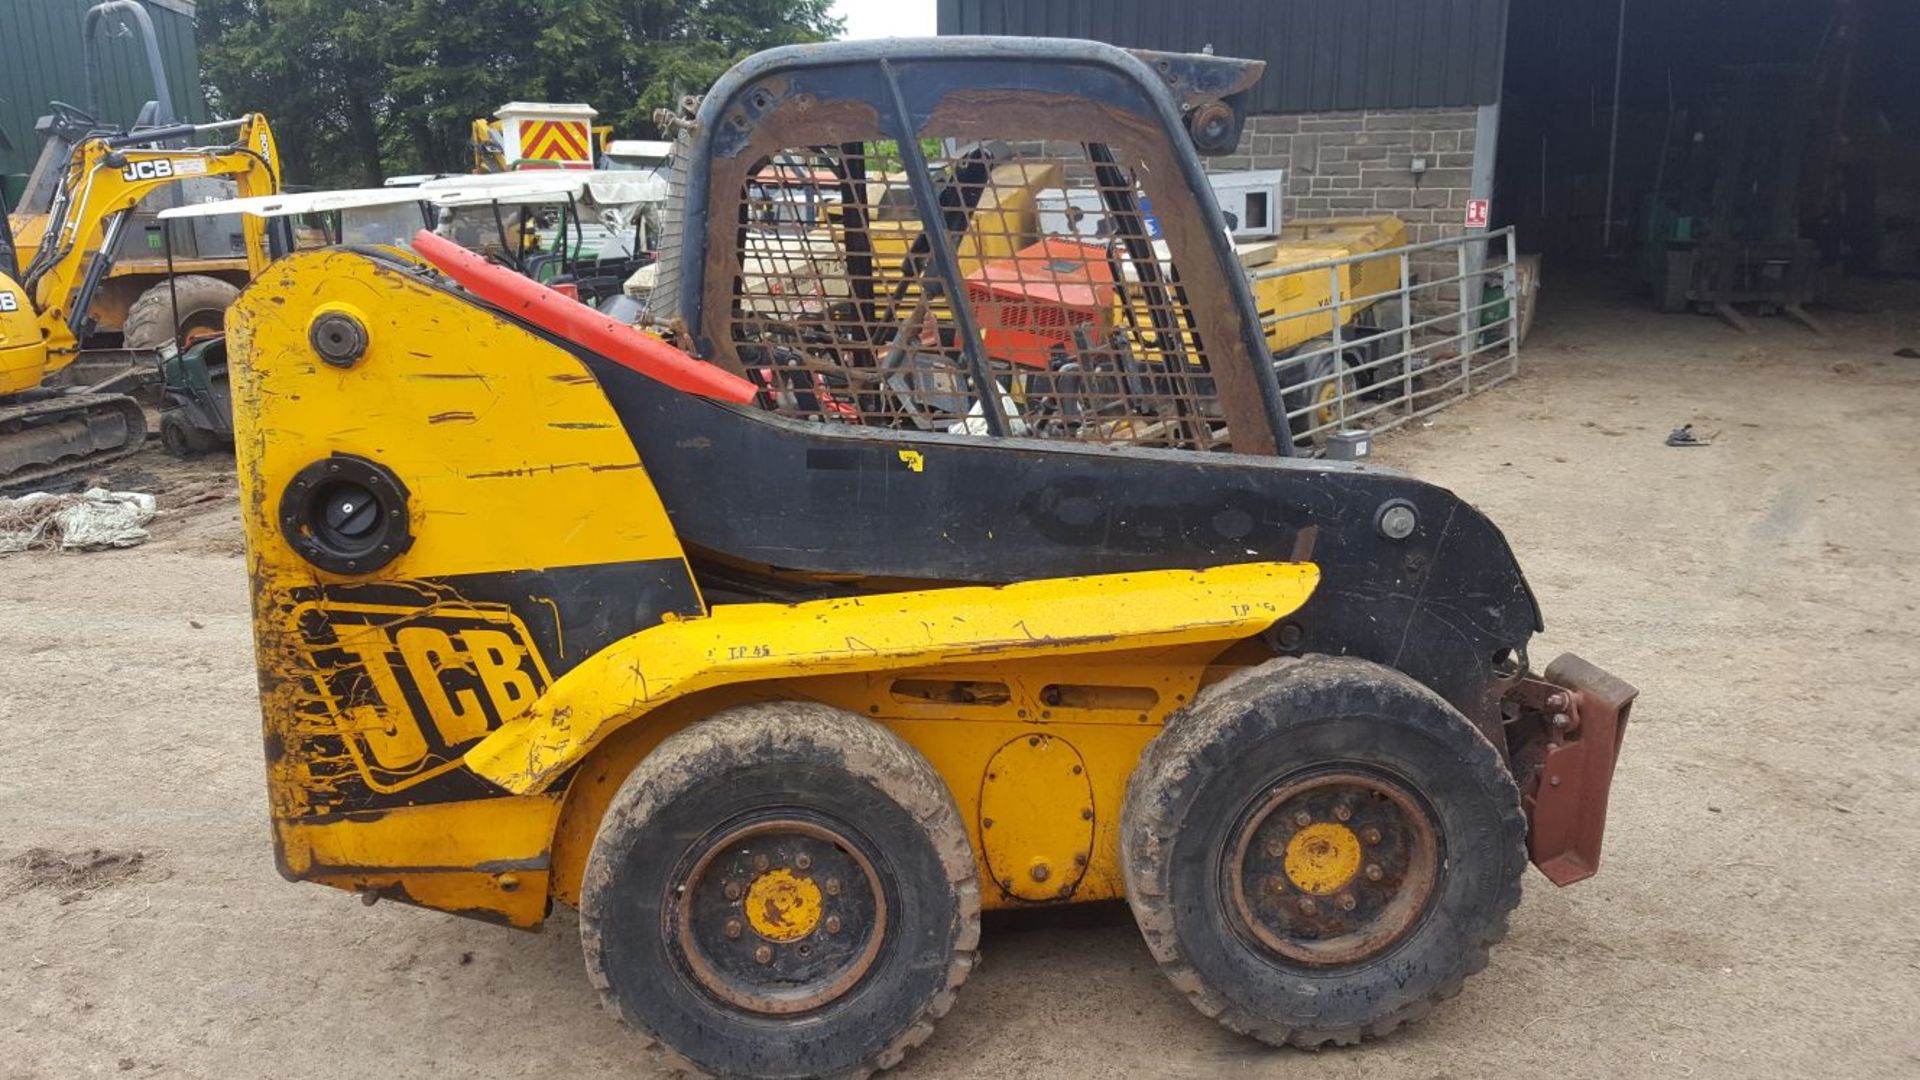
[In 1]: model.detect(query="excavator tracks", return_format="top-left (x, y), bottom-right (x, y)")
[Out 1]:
top-left (0, 392), bottom-right (148, 493)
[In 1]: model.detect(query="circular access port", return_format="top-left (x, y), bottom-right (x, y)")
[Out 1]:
top-left (279, 454), bottom-right (411, 574)
top-left (310, 311), bottom-right (369, 368)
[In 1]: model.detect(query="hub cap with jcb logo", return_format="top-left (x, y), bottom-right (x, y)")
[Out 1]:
top-left (1227, 769), bottom-right (1440, 966)
top-left (672, 816), bottom-right (887, 1015)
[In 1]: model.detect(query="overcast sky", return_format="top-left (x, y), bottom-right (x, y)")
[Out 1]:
top-left (832, 0), bottom-right (937, 39)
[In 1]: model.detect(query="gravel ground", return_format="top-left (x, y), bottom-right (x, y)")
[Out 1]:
top-left (3, 275), bottom-right (1918, 1079)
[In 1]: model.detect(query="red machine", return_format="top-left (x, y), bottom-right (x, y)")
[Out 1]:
top-left (965, 238), bottom-right (1116, 369)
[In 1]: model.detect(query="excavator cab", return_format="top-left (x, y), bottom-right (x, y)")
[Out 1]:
top-left (225, 38), bottom-right (1634, 1079)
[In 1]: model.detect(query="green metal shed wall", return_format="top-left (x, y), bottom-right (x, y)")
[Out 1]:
top-left (0, 0), bottom-right (209, 180)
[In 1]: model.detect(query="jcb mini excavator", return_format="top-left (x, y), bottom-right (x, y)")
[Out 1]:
top-left (226, 39), bottom-right (1635, 1079)
top-left (0, 115), bottom-right (278, 487)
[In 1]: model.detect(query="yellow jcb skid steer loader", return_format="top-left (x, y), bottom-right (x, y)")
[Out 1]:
top-left (226, 39), bottom-right (1636, 1079)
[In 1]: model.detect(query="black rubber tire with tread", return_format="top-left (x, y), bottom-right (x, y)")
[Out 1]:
top-left (1120, 655), bottom-right (1526, 1048)
top-left (580, 702), bottom-right (980, 1079)
top-left (122, 275), bottom-right (240, 352)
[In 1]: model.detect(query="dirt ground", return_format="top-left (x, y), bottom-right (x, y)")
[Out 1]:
top-left (3, 275), bottom-right (1918, 1079)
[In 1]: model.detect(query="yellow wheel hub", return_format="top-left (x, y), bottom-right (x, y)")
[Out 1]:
top-left (744, 868), bottom-right (824, 942)
top-left (1283, 821), bottom-right (1362, 895)
top-left (1314, 379), bottom-right (1342, 427)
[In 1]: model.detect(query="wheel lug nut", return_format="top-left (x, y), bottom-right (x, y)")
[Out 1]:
top-left (1363, 827), bottom-right (1382, 845)
top-left (1266, 839), bottom-right (1285, 858)
top-left (1365, 863), bottom-right (1383, 882)
top-left (723, 882), bottom-right (742, 901)
top-left (1334, 805), bottom-right (1352, 822)
top-left (825, 915), bottom-right (841, 934)
top-left (1296, 897), bottom-right (1316, 916)
top-left (1293, 811), bottom-right (1312, 828)
top-left (825, 879), bottom-right (841, 896)
top-left (1338, 893), bottom-right (1356, 912)
top-left (724, 918), bottom-right (743, 939)
top-left (795, 854), bottom-right (812, 871)
top-left (754, 945), bottom-right (773, 964)
top-left (753, 854), bottom-right (769, 872)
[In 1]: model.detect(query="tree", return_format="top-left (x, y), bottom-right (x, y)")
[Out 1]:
top-left (197, 0), bottom-right (843, 187)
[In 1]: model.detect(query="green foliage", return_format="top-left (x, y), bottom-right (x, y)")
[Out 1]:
top-left (863, 138), bottom-right (948, 176)
top-left (198, 0), bottom-right (843, 187)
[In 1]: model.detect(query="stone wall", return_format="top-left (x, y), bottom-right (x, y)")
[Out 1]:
top-left (1208, 107), bottom-right (1485, 306)
top-left (1212, 107), bottom-right (1481, 243)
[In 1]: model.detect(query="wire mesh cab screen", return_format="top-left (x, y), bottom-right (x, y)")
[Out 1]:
top-left (681, 46), bottom-right (1273, 454)
top-left (729, 138), bottom-right (1237, 449)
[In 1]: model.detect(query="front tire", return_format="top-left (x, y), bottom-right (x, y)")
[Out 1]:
top-left (1121, 656), bottom-right (1526, 1047)
top-left (580, 702), bottom-right (980, 1079)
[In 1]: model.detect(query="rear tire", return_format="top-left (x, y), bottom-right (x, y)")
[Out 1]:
top-left (159, 411), bottom-right (219, 458)
top-left (1121, 655), bottom-right (1526, 1048)
top-left (580, 702), bottom-right (979, 1079)
top-left (122, 275), bottom-right (240, 352)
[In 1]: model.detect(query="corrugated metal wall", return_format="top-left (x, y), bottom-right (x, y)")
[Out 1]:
top-left (936, 0), bottom-right (1510, 113)
top-left (1, 0), bottom-right (209, 181)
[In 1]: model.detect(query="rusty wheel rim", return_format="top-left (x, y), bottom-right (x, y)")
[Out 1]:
top-left (1226, 769), bottom-right (1440, 967)
top-left (671, 816), bottom-right (888, 1015)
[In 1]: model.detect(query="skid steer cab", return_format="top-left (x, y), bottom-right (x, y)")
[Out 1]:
top-left (228, 38), bottom-right (1635, 1079)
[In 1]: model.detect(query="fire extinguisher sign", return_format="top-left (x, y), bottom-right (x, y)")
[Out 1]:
top-left (1464, 198), bottom-right (1491, 228)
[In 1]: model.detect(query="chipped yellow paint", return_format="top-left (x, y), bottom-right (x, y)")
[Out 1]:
top-left (896, 449), bottom-right (924, 472)
top-left (229, 249), bottom-right (701, 922)
top-left (280, 795), bottom-right (561, 927)
top-left (746, 869), bottom-right (824, 941)
top-left (230, 247), bottom-right (1323, 927)
top-left (1285, 822), bottom-right (1363, 895)
top-left (227, 250), bottom-right (694, 581)
top-left (465, 561), bottom-right (1318, 795)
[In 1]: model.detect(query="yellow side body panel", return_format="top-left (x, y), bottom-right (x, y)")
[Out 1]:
top-left (229, 250), bottom-right (1314, 926)
top-left (466, 561), bottom-right (1315, 794)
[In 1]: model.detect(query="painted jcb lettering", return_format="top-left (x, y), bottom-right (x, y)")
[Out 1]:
top-left (289, 599), bottom-right (553, 791)
top-left (394, 625), bottom-right (539, 748)
top-left (120, 159), bottom-right (176, 182)
top-left (0, 290), bottom-right (17, 313)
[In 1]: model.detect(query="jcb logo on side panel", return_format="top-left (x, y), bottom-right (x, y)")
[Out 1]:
top-left (289, 601), bottom-right (552, 793)
top-left (0, 291), bottom-right (17, 313)
top-left (121, 159), bottom-right (175, 182)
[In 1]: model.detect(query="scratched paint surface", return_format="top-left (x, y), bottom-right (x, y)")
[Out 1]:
top-left (466, 561), bottom-right (1319, 794)
top-left (224, 249), bottom-right (1319, 925)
